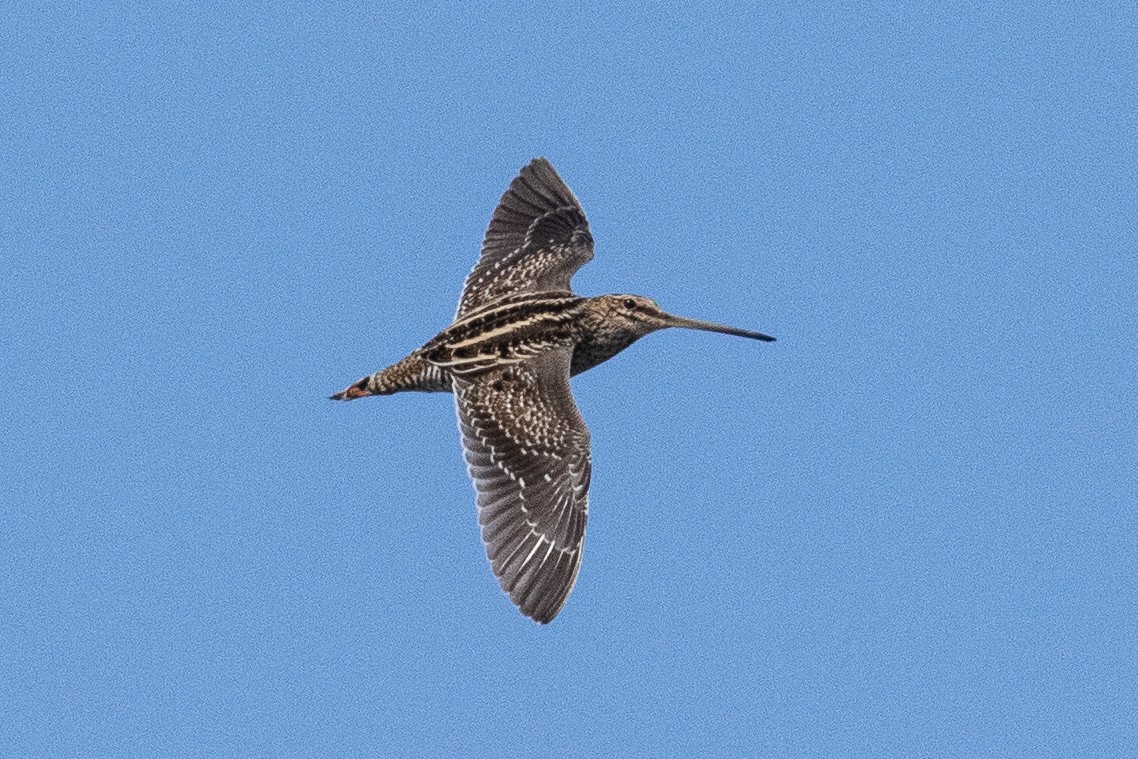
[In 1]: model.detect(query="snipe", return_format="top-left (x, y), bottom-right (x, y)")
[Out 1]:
top-left (332, 158), bottom-right (774, 623)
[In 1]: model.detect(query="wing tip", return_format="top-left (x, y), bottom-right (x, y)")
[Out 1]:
top-left (515, 157), bottom-right (573, 202)
top-left (518, 591), bottom-right (568, 625)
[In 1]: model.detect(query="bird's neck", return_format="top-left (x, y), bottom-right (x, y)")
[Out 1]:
top-left (569, 302), bottom-right (643, 377)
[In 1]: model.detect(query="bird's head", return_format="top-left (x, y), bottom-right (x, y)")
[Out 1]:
top-left (594, 294), bottom-right (776, 343)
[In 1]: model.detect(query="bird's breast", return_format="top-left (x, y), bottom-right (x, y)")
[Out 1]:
top-left (569, 330), bottom-right (641, 377)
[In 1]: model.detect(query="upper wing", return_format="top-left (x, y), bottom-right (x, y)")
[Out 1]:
top-left (456, 158), bottom-right (594, 319)
top-left (453, 349), bottom-right (591, 623)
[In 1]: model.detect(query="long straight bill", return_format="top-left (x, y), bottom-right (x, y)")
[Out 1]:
top-left (666, 315), bottom-right (776, 342)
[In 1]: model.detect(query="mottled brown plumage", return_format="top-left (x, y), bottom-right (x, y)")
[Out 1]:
top-left (332, 158), bottom-right (774, 623)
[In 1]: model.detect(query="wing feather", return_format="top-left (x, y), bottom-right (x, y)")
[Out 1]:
top-left (453, 349), bottom-right (590, 623)
top-left (456, 159), bottom-right (594, 319)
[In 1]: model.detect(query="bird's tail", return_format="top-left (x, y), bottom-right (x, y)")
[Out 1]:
top-left (330, 354), bottom-right (452, 400)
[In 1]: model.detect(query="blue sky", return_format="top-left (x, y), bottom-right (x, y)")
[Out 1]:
top-left (4, 1), bottom-right (1136, 756)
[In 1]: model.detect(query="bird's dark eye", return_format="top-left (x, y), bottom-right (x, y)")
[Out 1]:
top-left (623, 299), bottom-right (637, 310)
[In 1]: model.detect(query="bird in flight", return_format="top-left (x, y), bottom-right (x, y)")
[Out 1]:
top-left (332, 158), bottom-right (774, 623)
